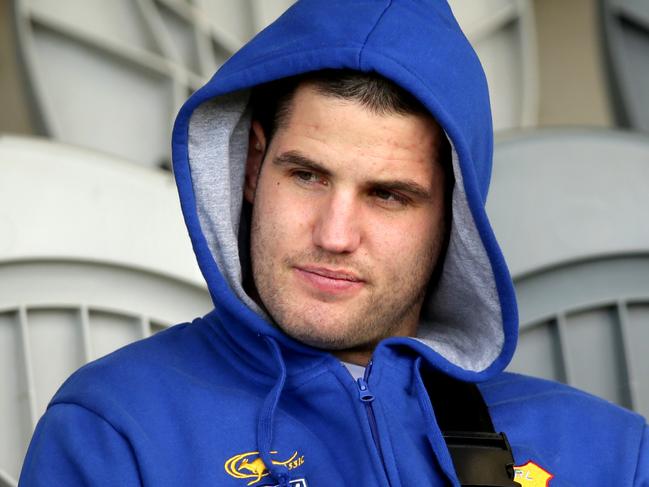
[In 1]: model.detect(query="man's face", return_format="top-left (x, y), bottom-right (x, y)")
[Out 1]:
top-left (244, 84), bottom-right (447, 362)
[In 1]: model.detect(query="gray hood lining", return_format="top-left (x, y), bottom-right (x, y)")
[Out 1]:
top-left (187, 91), bottom-right (503, 373)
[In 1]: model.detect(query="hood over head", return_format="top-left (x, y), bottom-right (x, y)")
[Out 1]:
top-left (172, 0), bottom-right (518, 382)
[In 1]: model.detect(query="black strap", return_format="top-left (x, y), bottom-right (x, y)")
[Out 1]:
top-left (422, 369), bottom-right (521, 487)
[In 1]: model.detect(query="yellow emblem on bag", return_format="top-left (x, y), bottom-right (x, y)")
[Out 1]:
top-left (224, 450), bottom-right (304, 485)
top-left (514, 461), bottom-right (553, 486)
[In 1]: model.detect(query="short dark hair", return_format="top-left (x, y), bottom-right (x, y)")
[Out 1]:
top-left (251, 69), bottom-right (433, 141)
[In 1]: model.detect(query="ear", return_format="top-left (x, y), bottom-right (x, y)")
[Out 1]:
top-left (244, 120), bottom-right (267, 203)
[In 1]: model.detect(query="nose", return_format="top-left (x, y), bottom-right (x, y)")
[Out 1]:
top-left (312, 192), bottom-right (361, 254)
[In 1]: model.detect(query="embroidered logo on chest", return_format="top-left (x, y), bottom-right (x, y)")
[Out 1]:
top-left (514, 461), bottom-right (553, 486)
top-left (224, 450), bottom-right (305, 485)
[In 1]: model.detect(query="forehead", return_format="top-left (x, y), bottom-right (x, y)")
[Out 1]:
top-left (271, 84), bottom-right (443, 181)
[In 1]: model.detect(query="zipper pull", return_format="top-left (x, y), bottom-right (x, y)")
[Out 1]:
top-left (356, 378), bottom-right (375, 402)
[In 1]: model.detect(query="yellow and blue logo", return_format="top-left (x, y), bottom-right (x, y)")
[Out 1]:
top-left (224, 450), bottom-right (305, 486)
top-left (514, 461), bottom-right (553, 486)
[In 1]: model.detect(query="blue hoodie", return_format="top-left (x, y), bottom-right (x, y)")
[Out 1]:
top-left (19, 1), bottom-right (649, 486)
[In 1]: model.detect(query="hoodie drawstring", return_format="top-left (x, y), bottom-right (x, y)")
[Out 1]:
top-left (257, 336), bottom-right (291, 487)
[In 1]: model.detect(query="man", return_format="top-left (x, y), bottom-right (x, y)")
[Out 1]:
top-left (19, 1), bottom-right (649, 486)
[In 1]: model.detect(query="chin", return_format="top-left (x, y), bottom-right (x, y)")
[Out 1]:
top-left (277, 319), bottom-right (372, 352)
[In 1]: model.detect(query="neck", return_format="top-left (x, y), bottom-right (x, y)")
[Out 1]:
top-left (334, 349), bottom-right (372, 367)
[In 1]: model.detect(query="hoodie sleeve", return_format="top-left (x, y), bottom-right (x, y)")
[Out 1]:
top-left (635, 425), bottom-right (649, 486)
top-left (19, 403), bottom-right (141, 486)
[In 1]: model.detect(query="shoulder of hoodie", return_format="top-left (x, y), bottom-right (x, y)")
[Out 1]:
top-left (48, 318), bottom-right (240, 412)
top-left (480, 371), bottom-right (645, 424)
top-left (480, 372), bottom-right (647, 457)
top-left (480, 374), bottom-right (649, 483)
top-left (479, 371), bottom-right (641, 417)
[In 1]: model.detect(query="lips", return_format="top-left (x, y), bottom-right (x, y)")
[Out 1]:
top-left (298, 266), bottom-right (363, 282)
top-left (293, 265), bottom-right (365, 295)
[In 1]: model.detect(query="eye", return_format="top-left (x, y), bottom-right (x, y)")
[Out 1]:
top-left (292, 170), bottom-right (327, 186)
top-left (371, 188), bottom-right (409, 206)
top-left (373, 188), bottom-right (394, 200)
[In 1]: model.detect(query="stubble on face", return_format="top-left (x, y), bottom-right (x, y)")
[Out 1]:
top-left (249, 220), bottom-right (441, 353)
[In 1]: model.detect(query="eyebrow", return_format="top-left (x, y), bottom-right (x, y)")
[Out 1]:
top-left (273, 151), bottom-right (333, 177)
top-left (273, 150), bottom-right (434, 200)
top-left (367, 179), bottom-right (433, 200)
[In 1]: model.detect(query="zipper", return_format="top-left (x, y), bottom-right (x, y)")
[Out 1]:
top-left (356, 361), bottom-right (391, 486)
